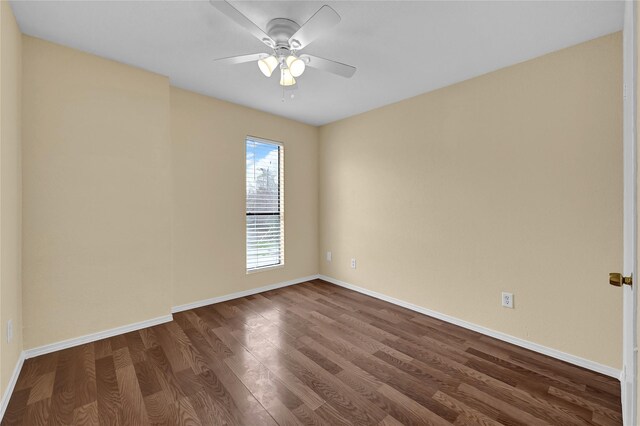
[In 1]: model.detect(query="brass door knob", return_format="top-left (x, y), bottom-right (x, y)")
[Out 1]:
top-left (610, 272), bottom-right (632, 287)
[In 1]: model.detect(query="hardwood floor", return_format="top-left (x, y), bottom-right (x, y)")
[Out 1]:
top-left (2, 279), bottom-right (622, 425)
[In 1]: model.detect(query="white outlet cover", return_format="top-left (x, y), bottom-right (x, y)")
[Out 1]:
top-left (7, 319), bottom-right (13, 343)
top-left (351, 258), bottom-right (357, 269)
top-left (502, 292), bottom-right (514, 308)
top-left (326, 251), bottom-right (332, 262)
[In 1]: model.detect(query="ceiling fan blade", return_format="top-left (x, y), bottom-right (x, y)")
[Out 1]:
top-left (288, 5), bottom-right (340, 50)
top-left (299, 54), bottom-right (356, 78)
top-left (213, 53), bottom-right (268, 64)
top-left (209, 1), bottom-right (275, 47)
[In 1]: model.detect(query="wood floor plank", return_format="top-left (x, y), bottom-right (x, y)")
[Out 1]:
top-left (466, 339), bottom-right (588, 390)
top-left (95, 356), bottom-right (122, 425)
top-left (299, 335), bottom-right (384, 389)
top-left (215, 328), bottom-right (326, 411)
top-left (239, 331), bottom-right (387, 424)
top-left (183, 311), bottom-right (234, 358)
top-left (142, 391), bottom-right (175, 424)
top-left (138, 327), bottom-right (160, 350)
top-left (132, 360), bottom-right (162, 398)
top-left (23, 399), bottom-right (51, 426)
top-left (465, 346), bottom-right (588, 396)
top-left (432, 390), bottom-right (504, 426)
top-left (337, 367), bottom-right (449, 426)
top-left (123, 331), bottom-right (147, 364)
top-left (378, 415), bottom-right (405, 426)
top-left (14, 359), bottom-right (43, 392)
top-left (188, 389), bottom-right (237, 426)
top-left (172, 396), bottom-right (202, 426)
top-left (175, 368), bottom-right (206, 397)
top-left (115, 364), bottom-right (150, 425)
top-left (198, 365), bottom-right (275, 426)
top-left (548, 386), bottom-right (622, 424)
top-left (154, 323), bottom-right (192, 373)
top-left (47, 358), bottom-right (76, 426)
top-left (593, 411), bottom-right (624, 426)
top-left (480, 336), bottom-right (620, 397)
top-left (26, 372), bottom-right (55, 405)
top-left (351, 353), bottom-right (458, 423)
top-left (184, 330), bottom-right (280, 426)
top-left (458, 383), bottom-right (551, 425)
top-left (1, 280), bottom-right (622, 425)
top-left (224, 353), bottom-right (304, 412)
top-left (403, 344), bottom-right (589, 425)
top-left (109, 335), bottom-right (128, 351)
top-left (289, 403), bottom-right (330, 426)
top-left (112, 347), bottom-right (133, 371)
top-left (72, 402), bottom-right (98, 426)
top-left (145, 344), bottom-right (187, 401)
top-left (94, 339), bottom-right (112, 360)
top-left (377, 384), bottom-right (452, 426)
top-left (2, 391), bottom-right (28, 426)
top-left (73, 345), bottom-right (97, 410)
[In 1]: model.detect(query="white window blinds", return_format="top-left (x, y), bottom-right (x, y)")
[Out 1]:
top-left (246, 137), bottom-right (284, 271)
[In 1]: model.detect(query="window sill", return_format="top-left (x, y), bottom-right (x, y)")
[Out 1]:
top-left (246, 264), bottom-right (285, 275)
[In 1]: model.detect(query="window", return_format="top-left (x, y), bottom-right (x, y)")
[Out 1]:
top-left (246, 137), bottom-right (284, 271)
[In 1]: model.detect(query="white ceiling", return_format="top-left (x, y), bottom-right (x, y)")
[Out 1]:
top-left (11, 1), bottom-right (624, 126)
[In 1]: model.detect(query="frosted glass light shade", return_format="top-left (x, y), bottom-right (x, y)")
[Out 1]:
top-left (280, 68), bottom-right (296, 86)
top-left (286, 55), bottom-right (306, 77)
top-left (258, 55), bottom-right (279, 77)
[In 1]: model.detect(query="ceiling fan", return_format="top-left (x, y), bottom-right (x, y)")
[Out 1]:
top-left (210, 1), bottom-right (356, 88)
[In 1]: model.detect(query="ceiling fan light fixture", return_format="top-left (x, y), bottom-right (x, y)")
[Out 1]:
top-left (210, 2), bottom-right (356, 92)
top-left (258, 55), bottom-right (279, 77)
top-left (286, 55), bottom-right (306, 77)
top-left (280, 68), bottom-right (296, 86)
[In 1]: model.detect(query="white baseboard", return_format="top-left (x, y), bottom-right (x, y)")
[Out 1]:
top-left (0, 351), bottom-right (25, 421)
top-left (24, 314), bottom-right (173, 359)
top-left (319, 274), bottom-right (621, 379)
top-left (171, 274), bottom-right (320, 313)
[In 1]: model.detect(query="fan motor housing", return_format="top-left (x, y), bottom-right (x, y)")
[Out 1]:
top-left (267, 18), bottom-right (300, 48)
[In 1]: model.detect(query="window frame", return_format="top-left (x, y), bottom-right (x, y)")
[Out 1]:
top-left (245, 136), bottom-right (285, 273)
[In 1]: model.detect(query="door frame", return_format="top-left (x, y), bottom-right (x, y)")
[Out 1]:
top-left (622, 0), bottom-right (637, 423)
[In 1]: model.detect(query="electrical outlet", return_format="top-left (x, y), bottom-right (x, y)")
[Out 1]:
top-left (326, 251), bottom-right (332, 262)
top-left (350, 258), bottom-right (357, 269)
top-left (7, 319), bottom-right (13, 343)
top-left (501, 292), bottom-right (514, 309)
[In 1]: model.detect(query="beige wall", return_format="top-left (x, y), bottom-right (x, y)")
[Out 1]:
top-left (0, 1), bottom-right (22, 394)
top-left (171, 87), bottom-right (318, 307)
top-left (22, 36), bottom-right (173, 349)
top-left (20, 37), bottom-right (319, 349)
top-left (319, 33), bottom-right (623, 368)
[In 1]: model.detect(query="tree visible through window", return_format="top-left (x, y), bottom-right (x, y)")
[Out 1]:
top-left (246, 137), bottom-right (284, 271)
